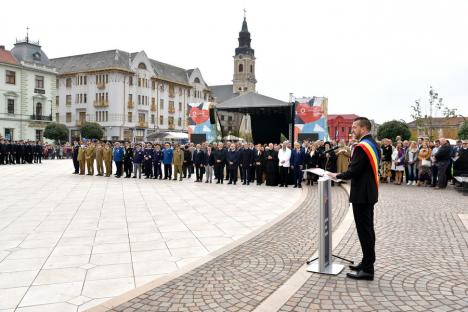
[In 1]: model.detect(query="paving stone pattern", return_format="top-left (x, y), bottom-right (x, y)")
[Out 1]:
top-left (279, 185), bottom-right (468, 312)
top-left (109, 186), bottom-right (349, 312)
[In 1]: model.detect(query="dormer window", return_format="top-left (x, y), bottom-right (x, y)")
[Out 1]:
top-left (32, 52), bottom-right (41, 61)
top-left (138, 62), bottom-right (147, 70)
top-left (194, 77), bottom-right (200, 83)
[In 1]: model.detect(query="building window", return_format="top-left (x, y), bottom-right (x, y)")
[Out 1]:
top-left (105, 111), bottom-right (108, 121)
top-left (129, 76), bottom-right (133, 86)
top-left (194, 77), bottom-right (200, 83)
top-left (66, 95), bottom-right (71, 105)
top-left (250, 64), bottom-right (253, 73)
top-left (238, 64), bottom-right (243, 72)
top-left (160, 99), bottom-right (164, 110)
top-left (56, 78), bottom-right (59, 88)
top-left (178, 102), bottom-right (182, 111)
top-left (84, 76), bottom-right (87, 85)
top-left (105, 74), bottom-right (108, 83)
top-left (4, 128), bottom-right (13, 140)
top-left (152, 80), bottom-right (156, 90)
top-left (168, 116), bottom-right (174, 126)
top-left (159, 115), bottom-right (164, 125)
top-left (138, 62), bottom-right (147, 70)
top-left (6, 70), bottom-right (16, 84)
top-left (169, 101), bottom-right (175, 113)
top-left (228, 116), bottom-right (233, 121)
top-left (138, 95), bottom-right (141, 105)
top-left (128, 112), bottom-right (133, 122)
top-left (56, 96), bottom-right (59, 106)
top-left (178, 117), bottom-right (182, 126)
top-left (66, 112), bottom-right (71, 123)
top-left (169, 84), bottom-right (175, 97)
top-left (56, 113), bottom-right (60, 122)
top-left (66, 78), bottom-right (72, 88)
top-left (35, 130), bottom-right (43, 141)
top-left (84, 94), bottom-right (87, 103)
top-left (7, 99), bottom-right (14, 114)
top-left (151, 114), bottom-right (155, 124)
top-left (36, 103), bottom-right (43, 117)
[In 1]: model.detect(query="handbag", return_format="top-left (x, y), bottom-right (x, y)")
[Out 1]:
top-left (421, 159), bottom-right (431, 167)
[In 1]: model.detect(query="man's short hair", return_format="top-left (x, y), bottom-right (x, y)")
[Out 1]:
top-left (353, 117), bottom-right (372, 131)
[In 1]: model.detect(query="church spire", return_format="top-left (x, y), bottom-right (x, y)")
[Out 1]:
top-left (235, 12), bottom-right (254, 56)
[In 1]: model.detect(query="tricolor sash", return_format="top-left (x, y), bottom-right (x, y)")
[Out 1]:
top-left (356, 138), bottom-right (380, 189)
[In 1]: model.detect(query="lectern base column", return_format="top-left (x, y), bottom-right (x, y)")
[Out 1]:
top-left (306, 259), bottom-right (345, 275)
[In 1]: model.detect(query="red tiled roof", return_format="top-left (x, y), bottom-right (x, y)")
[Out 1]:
top-left (0, 47), bottom-right (18, 65)
top-left (328, 114), bottom-right (360, 119)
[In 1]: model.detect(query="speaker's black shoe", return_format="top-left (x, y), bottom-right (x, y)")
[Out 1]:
top-left (349, 263), bottom-right (362, 271)
top-left (346, 270), bottom-right (374, 281)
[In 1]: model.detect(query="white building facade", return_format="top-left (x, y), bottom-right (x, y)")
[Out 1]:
top-left (51, 50), bottom-right (210, 142)
top-left (0, 39), bottom-right (57, 141)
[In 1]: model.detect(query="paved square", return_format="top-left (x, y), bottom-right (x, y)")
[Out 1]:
top-left (0, 160), bottom-right (301, 311)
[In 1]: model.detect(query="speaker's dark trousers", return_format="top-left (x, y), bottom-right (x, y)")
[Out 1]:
top-left (352, 203), bottom-right (375, 273)
top-left (73, 158), bottom-right (79, 173)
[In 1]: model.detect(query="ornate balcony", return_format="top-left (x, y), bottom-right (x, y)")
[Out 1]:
top-left (127, 100), bottom-right (135, 109)
top-left (96, 82), bottom-right (106, 89)
top-left (30, 115), bottom-right (52, 121)
top-left (93, 100), bottom-right (108, 107)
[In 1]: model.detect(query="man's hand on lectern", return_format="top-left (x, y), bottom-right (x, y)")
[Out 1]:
top-left (326, 172), bottom-right (338, 179)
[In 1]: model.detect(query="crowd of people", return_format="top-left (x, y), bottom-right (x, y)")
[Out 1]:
top-left (67, 136), bottom-right (468, 190)
top-left (2, 137), bottom-right (467, 190)
top-left (0, 139), bottom-right (73, 165)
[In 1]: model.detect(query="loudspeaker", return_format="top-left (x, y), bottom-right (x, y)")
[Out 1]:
top-left (209, 107), bottom-right (216, 124)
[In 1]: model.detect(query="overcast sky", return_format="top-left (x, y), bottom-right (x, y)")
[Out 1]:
top-left (2, 0), bottom-right (467, 123)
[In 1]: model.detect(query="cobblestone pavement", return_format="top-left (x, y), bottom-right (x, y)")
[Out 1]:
top-left (107, 186), bottom-right (349, 312)
top-left (0, 160), bottom-right (302, 312)
top-left (280, 184), bottom-right (468, 312)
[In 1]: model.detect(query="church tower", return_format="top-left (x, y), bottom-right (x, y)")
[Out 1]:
top-left (233, 15), bottom-right (256, 94)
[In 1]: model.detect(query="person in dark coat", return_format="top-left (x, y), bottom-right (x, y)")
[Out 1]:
top-left (329, 117), bottom-right (379, 281)
top-left (254, 144), bottom-right (264, 185)
top-left (434, 138), bottom-right (452, 189)
top-left (72, 141), bottom-right (80, 174)
top-left (240, 143), bottom-right (254, 185)
top-left (132, 144), bottom-right (144, 179)
top-left (226, 143), bottom-right (240, 185)
top-left (143, 143), bottom-right (154, 179)
top-left (183, 144), bottom-right (192, 178)
top-left (35, 141), bottom-right (43, 164)
top-left (153, 144), bottom-right (163, 179)
top-left (193, 144), bottom-right (206, 182)
top-left (123, 142), bottom-right (134, 178)
top-left (305, 144), bottom-right (319, 185)
top-left (453, 140), bottom-right (468, 181)
top-left (264, 143), bottom-right (278, 186)
top-left (0, 139), bottom-right (5, 165)
top-left (290, 142), bottom-right (305, 188)
top-left (213, 143), bottom-right (226, 184)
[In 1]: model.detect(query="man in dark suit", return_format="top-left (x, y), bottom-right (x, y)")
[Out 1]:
top-left (290, 142), bottom-right (305, 188)
top-left (72, 141), bottom-right (80, 174)
top-left (193, 144), bottom-right (206, 182)
top-left (240, 143), bottom-right (254, 185)
top-left (328, 117), bottom-right (379, 281)
top-left (227, 143), bottom-right (240, 185)
top-left (0, 139), bottom-right (5, 165)
top-left (254, 144), bottom-right (264, 185)
top-left (213, 143), bottom-right (226, 184)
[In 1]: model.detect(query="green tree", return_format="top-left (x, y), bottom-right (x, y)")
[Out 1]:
top-left (80, 122), bottom-right (104, 140)
top-left (377, 120), bottom-right (411, 141)
top-left (43, 122), bottom-right (69, 143)
top-left (459, 121), bottom-right (468, 140)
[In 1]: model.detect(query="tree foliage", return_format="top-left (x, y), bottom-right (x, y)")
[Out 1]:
top-left (80, 122), bottom-right (104, 140)
top-left (377, 120), bottom-right (411, 141)
top-left (43, 122), bottom-right (69, 143)
top-left (459, 121), bottom-right (468, 140)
